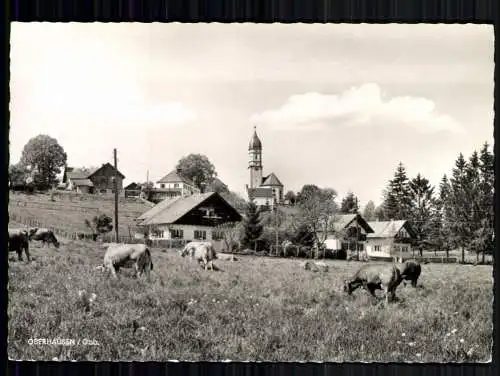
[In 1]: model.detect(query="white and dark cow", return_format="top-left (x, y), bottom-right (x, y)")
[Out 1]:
top-left (28, 228), bottom-right (60, 248)
top-left (180, 241), bottom-right (217, 270)
top-left (98, 243), bottom-right (153, 279)
top-left (343, 263), bottom-right (403, 304)
top-left (8, 228), bottom-right (31, 262)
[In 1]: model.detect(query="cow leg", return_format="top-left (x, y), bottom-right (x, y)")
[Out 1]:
top-left (366, 283), bottom-right (378, 297)
top-left (110, 266), bottom-right (118, 279)
top-left (24, 246), bottom-right (31, 262)
top-left (411, 279), bottom-right (417, 288)
top-left (17, 250), bottom-right (23, 261)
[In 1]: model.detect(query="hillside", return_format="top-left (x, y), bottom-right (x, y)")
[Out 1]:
top-left (8, 192), bottom-right (154, 237)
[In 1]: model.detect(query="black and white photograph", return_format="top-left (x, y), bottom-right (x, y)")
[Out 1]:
top-left (8, 23), bottom-right (493, 362)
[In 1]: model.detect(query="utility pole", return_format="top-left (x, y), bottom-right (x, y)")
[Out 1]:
top-left (275, 203), bottom-right (279, 256)
top-left (356, 197), bottom-right (360, 260)
top-left (113, 148), bottom-right (119, 242)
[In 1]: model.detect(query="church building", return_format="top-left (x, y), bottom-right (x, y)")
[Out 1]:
top-left (245, 126), bottom-right (284, 209)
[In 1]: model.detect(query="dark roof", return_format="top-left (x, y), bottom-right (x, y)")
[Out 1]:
top-left (66, 163), bottom-right (125, 180)
top-left (137, 192), bottom-right (239, 226)
top-left (248, 127), bottom-right (262, 150)
top-left (331, 214), bottom-right (374, 234)
top-left (261, 173), bottom-right (283, 187)
top-left (124, 182), bottom-right (140, 190)
top-left (366, 220), bottom-right (415, 239)
top-left (156, 169), bottom-right (196, 186)
top-left (247, 187), bottom-right (274, 198)
top-left (89, 163), bottom-right (125, 179)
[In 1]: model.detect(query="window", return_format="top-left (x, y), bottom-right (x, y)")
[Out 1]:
top-left (212, 231), bottom-right (225, 241)
top-left (160, 184), bottom-right (165, 188)
top-left (194, 230), bottom-right (207, 240)
top-left (174, 183), bottom-right (179, 188)
top-left (374, 245), bottom-right (381, 252)
top-left (402, 246), bottom-right (408, 253)
top-left (170, 229), bottom-right (184, 239)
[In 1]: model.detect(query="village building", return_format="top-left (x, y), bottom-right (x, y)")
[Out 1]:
top-left (124, 182), bottom-right (142, 198)
top-left (136, 191), bottom-right (242, 251)
top-left (246, 126), bottom-right (284, 209)
top-left (365, 220), bottom-right (417, 259)
top-left (62, 163), bottom-right (125, 194)
top-left (151, 168), bottom-right (201, 201)
top-left (321, 213), bottom-right (374, 255)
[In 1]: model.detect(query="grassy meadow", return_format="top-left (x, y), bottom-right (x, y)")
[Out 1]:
top-left (8, 238), bottom-right (493, 362)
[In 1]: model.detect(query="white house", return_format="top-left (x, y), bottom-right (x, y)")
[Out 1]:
top-left (136, 191), bottom-right (242, 251)
top-left (365, 220), bottom-right (417, 259)
top-left (321, 213), bottom-right (374, 253)
top-left (153, 168), bottom-right (201, 199)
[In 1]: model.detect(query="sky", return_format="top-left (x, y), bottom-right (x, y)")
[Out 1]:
top-left (9, 23), bottom-right (494, 208)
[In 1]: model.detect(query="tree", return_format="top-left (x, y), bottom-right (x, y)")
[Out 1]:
top-left (216, 221), bottom-right (244, 252)
top-left (19, 134), bottom-right (67, 190)
top-left (284, 190), bottom-right (297, 206)
top-left (207, 178), bottom-right (229, 194)
top-left (340, 191), bottom-right (359, 214)
top-left (85, 214), bottom-right (113, 239)
top-left (241, 200), bottom-right (264, 251)
top-left (433, 174), bottom-right (453, 258)
top-left (382, 162), bottom-right (413, 220)
top-left (292, 223), bottom-right (316, 247)
top-left (477, 142), bottom-right (494, 262)
top-left (408, 173), bottom-right (437, 254)
top-left (176, 154), bottom-right (217, 191)
top-left (296, 184), bottom-right (338, 258)
top-left (362, 200), bottom-right (377, 222)
top-left (9, 164), bottom-right (30, 186)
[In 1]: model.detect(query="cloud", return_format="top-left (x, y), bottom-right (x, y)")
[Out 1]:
top-left (250, 83), bottom-right (465, 134)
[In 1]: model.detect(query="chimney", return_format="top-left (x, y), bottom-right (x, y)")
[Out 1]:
top-left (176, 167), bottom-right (182, 174)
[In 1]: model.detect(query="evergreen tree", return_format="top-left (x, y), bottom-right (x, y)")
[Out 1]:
top-left (382, 162), bottom-right (413, 220)
top-left (435, 174), bottom-right (453, 258)
top-left (408, 173), bottom-right (437, 254)
top-left (242, 200), bottom-right (264, 251)
top-left (362, 200), bottom-right (377, 221)
top-left (476, 142), bottom-right (494, 262)
top-left (340, 191), bottom-right (359, 214)
top-left (449, 153), bottom-right (471, 263)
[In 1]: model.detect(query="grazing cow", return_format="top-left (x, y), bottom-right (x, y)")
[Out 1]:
top-left (301, 260), bottom-right (329, 272)
top-left (343, 263), bottom-right (403, 304)
top-left (398, 259), bottom-right (421, 287)
top-left (28, 228), bottom-right (60, 248)
top-left (8, 228), bottom-right (31, 262)
top-left (98, 243), bottom-right (153, 279)
top-left (180, 241), bottom-right (217, 270)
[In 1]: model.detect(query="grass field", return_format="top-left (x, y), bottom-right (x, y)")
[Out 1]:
top-left (8, 192), bottom-right (152, 235)
top-left (8, 238), bottom-right (493, 362)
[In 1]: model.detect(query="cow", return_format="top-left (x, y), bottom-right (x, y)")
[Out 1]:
top-left (28, 228), bottom-right (60, 248)
top-left (301, 260), bottom-right (329, 272)
top-left (98, 243), bottom-right (153, 279)
top-left (180, 241), bottom-right (217, 270)
top-left (8, 228), bottom-right (31, 262)
top-left (343, 263), bottom-right (403, 304)
top-left (398, 259), bottom-right (422, 287)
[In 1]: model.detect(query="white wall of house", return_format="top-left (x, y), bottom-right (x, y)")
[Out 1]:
top-left (253, 196), bottom-right (275, 208)
top-left (365, 238), bottom-right (412, 258)
top-left (154, 181), bottom-right (199, 196)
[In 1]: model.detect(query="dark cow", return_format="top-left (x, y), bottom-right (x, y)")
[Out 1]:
top-left (28, 228), bottom-right (60, 248)
top-left (8, 228), bottom-right (31, 261)
top-left (344, 263), bottom-right (403, 304)
top-left (398, 259), bottom-right (422, 287)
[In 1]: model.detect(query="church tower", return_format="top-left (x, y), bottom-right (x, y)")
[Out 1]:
top-left (248, 126), bottom-right (263, 189)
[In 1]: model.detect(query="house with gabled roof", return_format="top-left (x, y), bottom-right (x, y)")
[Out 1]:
top-left (245, 127), bottom-right (284, 209)
top-left (136, 191), bottom-right (242, 250)
top-left (365, 219), bottom-right (417, 258)
top-left (63, 163), bottom-right (125, 194)
top-left (153, 168), bottom-right (201, 200)
top-left (321, 213), bottom-right (374, 253)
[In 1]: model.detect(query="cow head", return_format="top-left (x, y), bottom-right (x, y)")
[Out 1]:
top-left (28, 228), bottom-right (38, 240)
top-left (179, 247), bottom-right (189, 257)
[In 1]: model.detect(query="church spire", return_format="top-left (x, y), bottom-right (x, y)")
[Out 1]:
top-left (248, 125), bottom-right (262, 150)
